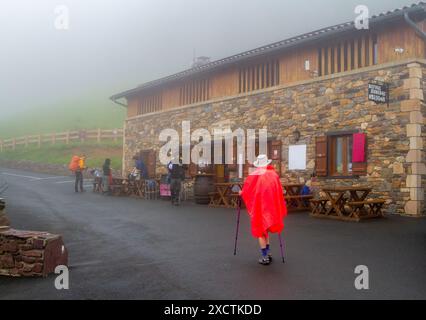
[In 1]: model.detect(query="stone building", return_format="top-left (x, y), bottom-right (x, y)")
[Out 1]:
top-left (111, 3), bottom-right (426, 216)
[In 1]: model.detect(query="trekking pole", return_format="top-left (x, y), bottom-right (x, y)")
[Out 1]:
top-left (233, 197), bottom-right (242, 256)
top-left (278, 232), bottom-right (285, 263)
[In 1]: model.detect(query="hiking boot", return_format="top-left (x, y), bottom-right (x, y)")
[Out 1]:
top-left (258, 256), bottom-right (271, 265)
top-left (268, 253), bottom-right (273, 262)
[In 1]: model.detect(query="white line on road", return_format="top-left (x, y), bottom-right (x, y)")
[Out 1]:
top-left (0, 172), bottom-right (48, 180)
top-left (54, 180), bottom-right (75, 184)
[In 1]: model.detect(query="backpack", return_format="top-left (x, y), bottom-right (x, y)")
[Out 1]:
top-left (69, 156), bottom-right (80, 172)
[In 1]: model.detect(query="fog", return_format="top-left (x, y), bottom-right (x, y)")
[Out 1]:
top-left (0, 0), bottom-right (417, 119)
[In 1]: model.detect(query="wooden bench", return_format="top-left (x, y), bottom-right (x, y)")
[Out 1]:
top-left (93, 177), bottom-right (103, 193)
top-left (208, 192), bottom-right (220, 206)
top-left (284, 194), bottom-right (314, 211)
top-left (347, 199), bottom-right (386, 220)
top-left (309, 198), bottom-right (329, 215)
top-left (229, 193), bottom-right (241, 208)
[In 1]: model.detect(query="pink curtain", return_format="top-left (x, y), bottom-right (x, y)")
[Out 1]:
top-left (352, 133), bottom-right (366, 162)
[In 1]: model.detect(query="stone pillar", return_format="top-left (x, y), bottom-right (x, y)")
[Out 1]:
top-left (0, 198), bottom-right (10, 228)
top-left (403, 63), bottom-right (425, 216)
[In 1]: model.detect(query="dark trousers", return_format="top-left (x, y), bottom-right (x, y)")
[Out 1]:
top-left (170, 179), bottom-right (182, 204)
top-left (75, 171), bottom-right (83, 192)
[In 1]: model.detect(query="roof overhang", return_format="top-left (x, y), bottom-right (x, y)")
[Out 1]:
top-left (111, 2), bottom-right (426, 105)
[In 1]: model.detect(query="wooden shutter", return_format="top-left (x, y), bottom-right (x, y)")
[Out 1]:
top-left (352, 136), bottom-right (368, 176)
top-left (315, 136), bottom-right (328, 177)
top-left (270, 140), bottom-right (282, 177)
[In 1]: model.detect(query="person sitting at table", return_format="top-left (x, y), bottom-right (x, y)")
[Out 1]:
top-left (239, 154), bottom-right (288, 266)
top-left (102, 158), bottom-right (112, 196)
top-left (301, 180), bottom-right (312, 206)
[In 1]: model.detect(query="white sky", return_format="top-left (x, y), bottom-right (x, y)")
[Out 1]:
top-left (0, 0), bottom-right (418, 117)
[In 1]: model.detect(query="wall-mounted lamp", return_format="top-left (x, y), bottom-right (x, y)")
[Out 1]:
top-left (293, 129), bottom-right (301, 143)
top-left (394, 47), bottom-right (405, 54)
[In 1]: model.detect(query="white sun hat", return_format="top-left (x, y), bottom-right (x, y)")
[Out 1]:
top-left (253, 154), bottom-right (272, 168)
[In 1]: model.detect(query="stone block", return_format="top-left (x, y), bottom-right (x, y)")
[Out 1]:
top-left (0, 229), bottom-right (68, 277)
top-left (401, 99), bottom-right (422, 112)
top-left (403, 78), bottom-right (421, 90)
top-left (406, 175), bottom-right (422, 188)
top-left (410, 89), bottom-right (424, 101)
top-left (392, 162), bottom-right (404, 174)
top-left (407, 63), bottom-right (421, 68)
top-left (409, 67), bottom-right (422, 79)
top-left (406, 124), bottom-right (422, 137)
top-left (411, 163), bottom-right (426, 175)
top-left (404, 200), bottom-right (423, 216)
top-left (410, 188), bottom-right (425, 201)
top-left (410, 111), bottom-right (424, 124)
top-left (406, 150), bottom-right (423, 163)
top-left (409, 137), bottom-right (423, 150)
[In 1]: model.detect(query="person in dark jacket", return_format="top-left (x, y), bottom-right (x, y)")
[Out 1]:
top-left (135, 156), bottom-right (149, 179)
top-left (102, 159), bottom-right (112, 195)
top-left (170, 160), bottom-right (185, 205)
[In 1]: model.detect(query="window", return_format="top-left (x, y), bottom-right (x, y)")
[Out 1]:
top-left (329, 135), bottom-right (353, 176)
top-left (315, 133), bottom-right (367, 177)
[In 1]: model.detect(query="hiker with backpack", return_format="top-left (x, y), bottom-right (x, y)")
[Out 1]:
top-left (69, 155), bottom-right (87, 193)
top-left (239, 154), bottom-right (288, 265)
top-left (102, 158), bottom-right (112, 195)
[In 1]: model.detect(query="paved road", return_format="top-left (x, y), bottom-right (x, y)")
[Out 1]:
top-left (0, 168), bottom-right (425, 300)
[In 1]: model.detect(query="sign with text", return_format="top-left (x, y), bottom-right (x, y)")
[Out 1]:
top-left (368, 81), bottom-right (389, 104)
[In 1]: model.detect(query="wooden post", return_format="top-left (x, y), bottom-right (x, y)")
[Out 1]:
top-left (0, 140), bottom-right (3, 153)
top-left (52, 133), bottom-right (56, 145)
top-left (66, 131), bottom-right (70, 145)
top-left (12, 138), bottom-right (16, 151)
top-left (113, 129), bottom-right (118, 142)
top-left (97, 128), bottom-right (101, 143)
top-left (38, 135), bottom-right (41, 148)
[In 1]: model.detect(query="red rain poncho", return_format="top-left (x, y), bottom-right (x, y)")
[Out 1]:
top-left (241, 166), bottom-right (287, 238)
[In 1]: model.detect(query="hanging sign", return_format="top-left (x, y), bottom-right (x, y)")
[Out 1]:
top-left (368, 81), bottom-right (389, 105)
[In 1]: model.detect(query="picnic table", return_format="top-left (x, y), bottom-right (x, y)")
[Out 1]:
top-left (310, 186), bottom-right (385, 222)
top-left (209, 182), bottom-right (243, 208)
top-left (126, 179), bottom-right (145, 197)
top-left (110, 177), bottom-right (128, 196)
top-left (282, 183), bottom-right (313, 211)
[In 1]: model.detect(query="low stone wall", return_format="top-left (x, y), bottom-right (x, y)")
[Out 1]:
top-left (0, 229), bottom-right (68, 277)
top-left (0, 198), bottom-right (9, 227)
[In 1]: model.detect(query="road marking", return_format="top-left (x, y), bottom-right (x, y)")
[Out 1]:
top-left (55, 180), bottom-right (75, 184)
top-left (1, 172), bottom-right (46, 180)
top-left (55, 180), bottom-right (94, 184)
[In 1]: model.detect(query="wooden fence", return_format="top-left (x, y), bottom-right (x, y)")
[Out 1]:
top-left (0, 128), bottom-right (124, 152)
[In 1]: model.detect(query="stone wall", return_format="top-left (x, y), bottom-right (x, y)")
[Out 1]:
top-left (0, 229), bottom-right (68, 277)
top-left (124, 60), bottom-right (426, 216)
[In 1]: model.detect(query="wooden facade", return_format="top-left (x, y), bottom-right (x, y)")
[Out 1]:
top-left (124, 19), bottom-right (426, 118)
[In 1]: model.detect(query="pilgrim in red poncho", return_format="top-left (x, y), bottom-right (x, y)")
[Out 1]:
top-left (240, 155), bottom-right (287, 265)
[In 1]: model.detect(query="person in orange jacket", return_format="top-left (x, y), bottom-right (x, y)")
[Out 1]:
top-left (75, 155), bottom-right (87, 193)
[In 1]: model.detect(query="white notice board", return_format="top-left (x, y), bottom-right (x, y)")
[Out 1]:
top-left (288, 145), bottom-right (307, 170)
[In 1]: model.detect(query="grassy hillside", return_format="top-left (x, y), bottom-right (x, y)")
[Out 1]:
top-left (0, 142), bottom-right (123, 171)
top-left (0, 95), bottom-right (126, 139)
